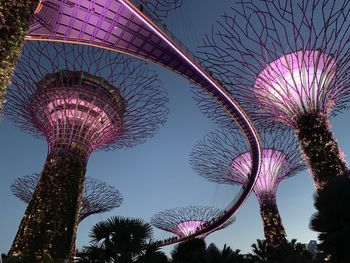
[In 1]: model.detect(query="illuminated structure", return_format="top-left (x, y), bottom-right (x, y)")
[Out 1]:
top-left (190, 127), bottom-right (305, 247)
top-left (151, 206), bottom-right (234, 240)
top-left (4, 41), bottom-right (168, 260)
top-left (11, 174), bottom-right (123, 222)
top-left (22, 0), bottom-right (263, 248)
top-left (196, 0), bottom-right (350, 190)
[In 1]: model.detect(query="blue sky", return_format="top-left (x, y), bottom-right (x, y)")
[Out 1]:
top-left (0, 0), bottom-right (348, 255)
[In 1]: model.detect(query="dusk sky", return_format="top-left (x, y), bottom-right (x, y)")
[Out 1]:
top-left (0, 0), bottom-right (349, 255)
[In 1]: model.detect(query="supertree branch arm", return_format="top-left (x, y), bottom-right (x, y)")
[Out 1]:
top-left (0, 0), bottom-right (37, 112)
top-left (8, 151), bottom-right (86, 261)
top-left (79, 179), bottom-right (123, 222)
top-left (138, 0), bottom-right (183, 19)
top-left (259, 195), bottom-right (287, 248)
top-left (295, 112), bottom-right (348, 190)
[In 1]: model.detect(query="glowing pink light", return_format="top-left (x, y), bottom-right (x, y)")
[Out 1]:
top-left (28, 71), bottom-right (126, 155)
top-left (230, 149), bottom-right (289, 198)
top-left (120, 0), bottom-right (262, 205)
top-left (176, 221), bottom-right (206, 237)
top-left (46, 98), bottom-right (111, 129)
top-left (254, 50), bottom-right (336, 124)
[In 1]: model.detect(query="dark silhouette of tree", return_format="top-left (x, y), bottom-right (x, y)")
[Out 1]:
top-left (206, 243), bottom-right (247, 263)
top-left (171, 239), bottom-right (249, 263)
top-left (310, 175), bottom-right (350, 263)
top-left (79, 216), bottom-right (166, 263)
top-left (247, 239), bottom-right (314, 263)
top-left (136, 243), bottom-right (169, 263)
top-left (171, 238), bottom-right (208, 263)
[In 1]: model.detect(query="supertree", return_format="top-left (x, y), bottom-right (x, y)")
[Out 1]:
top-left (151, 206), bottom-right (235, 240)
top-left (10, 174), bottom-right (123, 222)
top-left (24, 0), bottom-right (263, 246)
top-left (195, 0), bottom-right (350, 190)
top-left (190, 126), bottom-right (306, 247)
top-left (4, 41), bottom-right (168, 261)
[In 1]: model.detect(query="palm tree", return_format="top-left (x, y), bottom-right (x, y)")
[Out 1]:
top-left (171, 238), bottom-right (208, 263)
top-left (247, 239), bottom-right (313, 263)
top-left (136, 243), bottom-right (169, 263)
top-left (79, 216), bottom-right (167, 263)
top-left (310, 175), bottom-right (350, 262)
top-left (171, 239), bottom-right (248, 263)
top-left (206, 243), bottom-right (247, 263)
top-left (248, 239), bottom-right (269, 262)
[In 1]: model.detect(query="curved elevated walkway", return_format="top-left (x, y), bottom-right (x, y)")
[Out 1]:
top-left (26, 0), bottom-right (262, 245)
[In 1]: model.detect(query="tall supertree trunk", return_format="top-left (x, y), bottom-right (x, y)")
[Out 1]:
top-left (8, 149), bottom-right (87, 262)
top-left (0, 0), bottom-right (37, 113)
top-left (259, 196), bottom-right (287, 248)
top-left (295, 112), bottom-right (348, 190)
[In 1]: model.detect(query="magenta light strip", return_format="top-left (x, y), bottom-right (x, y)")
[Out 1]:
top-left (118, 0), bottom-right (262, 243)
top-left (119, 0), bottom-right (262, 187)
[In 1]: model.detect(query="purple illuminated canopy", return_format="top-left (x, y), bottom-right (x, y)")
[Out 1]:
top-left (4, 40), bottom-right (169, 259)
top-left (195, 0), bottom-right (350, 129)
top-left (176, 220), bottom-right (206, 237)
top-left (30, 70), bottom-right (126, 156)
top-left (190, 126), bottom-right (305, 203)
top-left (191, 126), bottom-right (305, 247)
top-left (22, 0), bottom-right (263, 245)
top-left (230, 149), bottom-right (289, 202)
top-left (254, 50), bottom-right (336, 125)
top-left (151, 206), bottom-right (235, 239)
top-left (5, 41), bottom-right (169, 156)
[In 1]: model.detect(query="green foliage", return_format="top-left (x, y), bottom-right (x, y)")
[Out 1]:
top-left (0, 0), bottom-right (37, 112)
top-left (310, 175), bottom-right (350, 262)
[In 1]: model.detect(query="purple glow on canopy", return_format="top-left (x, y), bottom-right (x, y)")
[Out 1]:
top-left (176, 220), bottom-right (205, 237)
top-left (25, 0), bottom-right (262, 243)
top-left (230, 149), bottom-right (289, 202)
top-left (151, 206), bottom-right (235, 239)
top-left (254, 50), bottom-right (336, 125)
top-left (30, 71), bottom-right (125, 156)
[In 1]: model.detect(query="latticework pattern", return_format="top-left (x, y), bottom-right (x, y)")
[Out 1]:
top-left (195, 0), bottom-right (350, 128)
top-left (193, 0), bottom-right (350, 190)
top-left (190, 126), bottom-right (305, 247)
top-left (139, 0), bottom-right (183, 19)
top-left (191, 126), bottom-right (305, 204)
top-left (5, 41), bottom-right (169, 157)
top-left (11, 174), bottom-right (123, 222)
top-left (5, 41), bottom-right (168, 260)
top-left (151, 206), bottom-right (234, 238)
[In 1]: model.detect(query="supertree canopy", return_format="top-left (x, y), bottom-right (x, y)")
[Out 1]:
top-left (4, 41), bottom-right (168, 260)
top-left (10, 174), bottom-right (123, 222)
top-left (195, 0), bottom-right (350, 190)
top-left (151, 206), bottom-right (235, 239)
top-left (190, 126), bottom-right (306, 247)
